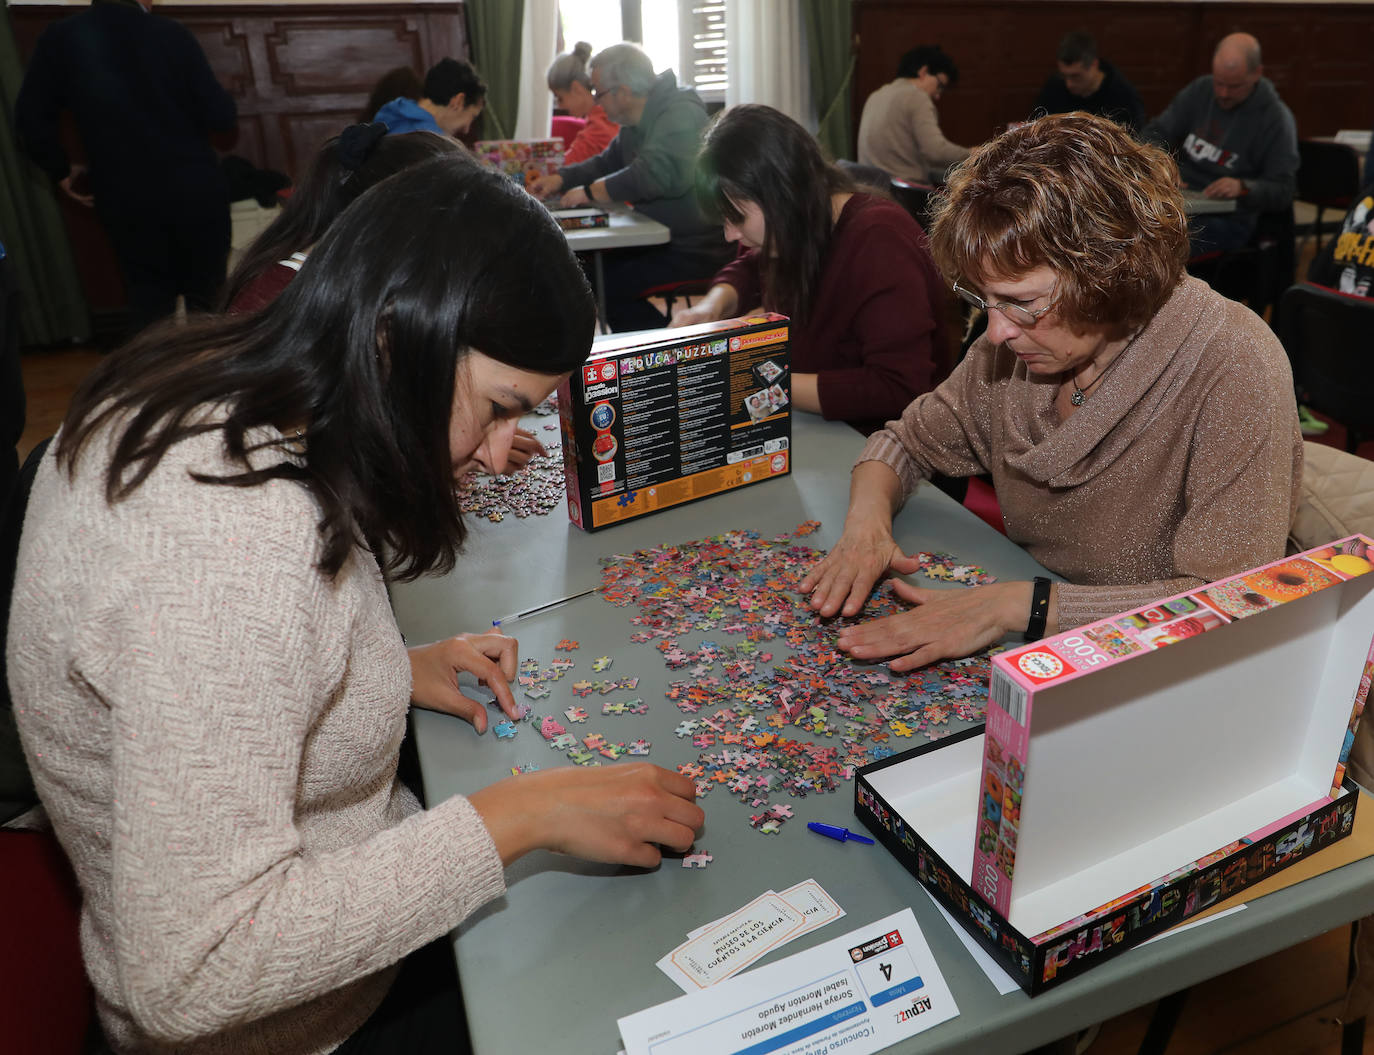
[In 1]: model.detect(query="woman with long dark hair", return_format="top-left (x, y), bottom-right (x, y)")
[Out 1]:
top-left (9, 156), bottom-right (702, 1054)
top-left (220, 125), bottom-right (463, 313)
top-left (671, 104), bottom-right (947, 432)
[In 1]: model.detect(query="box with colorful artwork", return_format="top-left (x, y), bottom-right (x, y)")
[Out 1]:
top-left (473, 138), bottom-right (564, 188)
top-left (558, 314), bottom-right (791, 532)
top-left (855, 537), bottom-right (1373, 994)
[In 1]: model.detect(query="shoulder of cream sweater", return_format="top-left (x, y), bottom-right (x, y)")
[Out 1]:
top-left (35, 421), bottom-right (366, 682)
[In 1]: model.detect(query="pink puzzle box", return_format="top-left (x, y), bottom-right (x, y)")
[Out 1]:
top-left (856, 536), bottom-right (1373, 994)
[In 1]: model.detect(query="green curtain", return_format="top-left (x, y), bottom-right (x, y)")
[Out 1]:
top-left (802, 0), bottom-right (855, 162)
top-left (0, 6), bottom-right (89, 346)
top-left (466, 0), bottom-right (525, 140)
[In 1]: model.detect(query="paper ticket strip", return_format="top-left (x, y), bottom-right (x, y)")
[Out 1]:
top-left (621, 908), bottom-right (957, 1055)
top-left (659, 879), bottom-right (846, 992)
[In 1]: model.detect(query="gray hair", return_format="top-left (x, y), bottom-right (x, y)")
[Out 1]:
top-left (591, 42), bottom-right (656, 96)
top-left (547, 41), bottom-right (593, 92)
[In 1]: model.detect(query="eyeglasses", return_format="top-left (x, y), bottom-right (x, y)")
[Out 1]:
top-left (952, 279), bottom-right (1059, 327)
top-left (933, 75), bottom-right (950, 99)
top-left (592, 84), bottom-right (620, 101)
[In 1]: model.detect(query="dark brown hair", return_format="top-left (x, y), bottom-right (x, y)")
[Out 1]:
top-left (696, 104), bottom-right (856, 326)
top-left (59, 157), bottom-right (594, 582)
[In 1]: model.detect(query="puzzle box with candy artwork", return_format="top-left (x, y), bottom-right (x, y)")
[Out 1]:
top-left (855, 536), bottom-right (1373, 994)
top-left (559, 315), bottom-right (791, 532)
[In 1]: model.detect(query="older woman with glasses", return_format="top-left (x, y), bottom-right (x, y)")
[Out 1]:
top-left (801, 112), bottom-right (1302, 668)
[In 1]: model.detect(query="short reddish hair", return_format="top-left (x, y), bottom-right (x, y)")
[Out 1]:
top-left (927, 113), bottom-right (1189, 338)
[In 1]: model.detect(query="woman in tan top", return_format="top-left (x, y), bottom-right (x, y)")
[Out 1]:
top-left (802, 113), bottom-right (1302, 670)
top-left (9, 157), bottom-right (702, 1054)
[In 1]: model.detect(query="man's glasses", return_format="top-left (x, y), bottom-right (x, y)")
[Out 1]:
top-left (952, 279), bottom-right (1058, 327)
top-left (592, 84), bottom-right (619, 101)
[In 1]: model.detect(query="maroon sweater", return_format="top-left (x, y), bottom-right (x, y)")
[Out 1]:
top-left (712, 193), bottom-right (944, 430)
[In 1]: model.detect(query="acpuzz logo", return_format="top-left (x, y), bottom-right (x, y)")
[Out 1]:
top-left (895, 996), bottom-right (933, 1022)
top-left (1183, 132), bottom-right (1239, 170)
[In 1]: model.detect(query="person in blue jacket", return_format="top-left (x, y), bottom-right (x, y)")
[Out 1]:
top-left (373, 57), bottom-right (487, 138)
top-left (16, 0), bottom-right (237, 331)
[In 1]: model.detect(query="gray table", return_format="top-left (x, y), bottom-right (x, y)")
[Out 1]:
top-left (562, 206), bottom-right (671, 330)
top-left (391, 411), bottom-right (1374, 1055)
top-left (1182, 189), bottom-right (1239, 215)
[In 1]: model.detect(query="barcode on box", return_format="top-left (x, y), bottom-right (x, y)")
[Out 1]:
top-left (990, 669), bottom-right (1027, 725)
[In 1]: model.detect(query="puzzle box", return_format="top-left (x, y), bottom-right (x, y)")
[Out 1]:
top-left (559, 314), bottom-right (791, 532)
top-left (856, 536), bottom-right (1373, 994)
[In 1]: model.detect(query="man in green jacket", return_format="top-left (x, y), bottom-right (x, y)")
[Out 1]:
top-left (531, 43), bottom-right (729, 331)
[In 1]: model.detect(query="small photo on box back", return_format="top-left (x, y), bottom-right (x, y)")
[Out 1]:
top-left (744, 389), bottom-right (771, 422)
top-left (765, 383), bottom-right (790, 412)
top-left (751, 358), bottom-right (787, 387)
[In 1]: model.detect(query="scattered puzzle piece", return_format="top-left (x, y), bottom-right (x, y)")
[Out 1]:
top-left (682, 850), bottom-right (713, 868)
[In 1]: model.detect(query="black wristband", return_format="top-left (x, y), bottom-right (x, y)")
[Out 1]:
top-left (583, 181), bottom-right (597, 200)
top-left (1024, 576), bottom-right (1052, 642)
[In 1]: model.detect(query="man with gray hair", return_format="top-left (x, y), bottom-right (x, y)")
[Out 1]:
top-left (1143, 32), bottom-right (1299, 253)
top-left (529, 42), bottom-right (728, 331)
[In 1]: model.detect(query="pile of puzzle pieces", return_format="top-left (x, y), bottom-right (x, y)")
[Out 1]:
top-left (495, 525), bottom-right (1004, 838)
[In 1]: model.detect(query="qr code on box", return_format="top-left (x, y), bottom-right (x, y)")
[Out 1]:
top-left (597, 462), bottom-right (616, 484)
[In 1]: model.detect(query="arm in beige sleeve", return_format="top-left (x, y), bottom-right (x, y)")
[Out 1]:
top-left (909, 92), bottom-right (970, 168)
top-left (856, 340), bottom-right (1000, 501)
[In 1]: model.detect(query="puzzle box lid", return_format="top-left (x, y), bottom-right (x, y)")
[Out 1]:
top-left (972, 536), bottom-right (1374, 928)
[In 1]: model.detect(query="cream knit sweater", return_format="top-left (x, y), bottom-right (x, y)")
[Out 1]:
top-left (8, 422), bottom-right (506, 1054)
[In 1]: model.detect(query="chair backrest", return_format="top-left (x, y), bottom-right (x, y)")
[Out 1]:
top-left (550, 115), bottom-right (587, 153)
top-left (1279, 282), bottom-right (1374, 436)
top-left (1297, 140), bottom-right (1361, 208)
top-left (889, 178), bottom-right (936, 228)
top-left (836, 158), bottom-right (892, 191)
top-left (2, 436), bottom-right (52, 824)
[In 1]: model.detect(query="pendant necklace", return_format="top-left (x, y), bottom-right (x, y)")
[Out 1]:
top-left (1068, 332), bottom-right (1138, 406)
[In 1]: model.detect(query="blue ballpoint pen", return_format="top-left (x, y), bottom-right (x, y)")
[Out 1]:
top-left (807, 821), bottom-right (875, 845)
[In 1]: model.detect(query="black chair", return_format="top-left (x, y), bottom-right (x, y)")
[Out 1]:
top-left (835, 158), bottom-right (892, 191)
top-left (2, 436), bottom-right (52, 824)
top-left (1297, 139), bottom-right (1362, 251)
top-left (1279, 282), bottom-right (1374, 452)
top-left (1187, 206), bottom-right (1295, 323)
top-left (889, 178), bottom-right (937, 230)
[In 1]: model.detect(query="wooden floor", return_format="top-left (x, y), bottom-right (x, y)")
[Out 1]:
top-left (12, 225), bottom-right (1372, 1053)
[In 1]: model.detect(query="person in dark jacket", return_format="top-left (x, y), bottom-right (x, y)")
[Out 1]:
top-left (16, 0), bottom-right (237, 331)
top-left (1032, 30), bottom-right (1144, 131)
top-left (1142, 32), bottom-right (1299, 253)
top-left (528, 43), bottom-right (730, 332)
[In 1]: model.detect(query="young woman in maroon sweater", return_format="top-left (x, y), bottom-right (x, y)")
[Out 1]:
top-left (671, 104), bottom-right (946, 433)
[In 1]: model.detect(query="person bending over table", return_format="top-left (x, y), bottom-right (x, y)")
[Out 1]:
top-left (220, 124), bottom-right (547, 472)
top-left (546, 41), bottom-right (620, 164)
top-left (669, 105), bottom-right (945, 433)
top-left (8, 157), bottom-right (703, 1055)
top-left (801, 113), bottom-right (1302, 669)
top-left (526, 42), bottom-right (730, 332)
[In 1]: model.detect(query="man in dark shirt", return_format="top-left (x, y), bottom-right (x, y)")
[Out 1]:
top-left (1033, 31), bottom-right (1144, 131)
top-left (17, 0), bottom-right (237, 332)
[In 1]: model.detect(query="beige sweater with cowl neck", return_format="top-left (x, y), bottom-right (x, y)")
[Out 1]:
top-left (860, 276), bottom-right (1303, 630)
top-left (8, 423), bottom-right (506, 1054)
